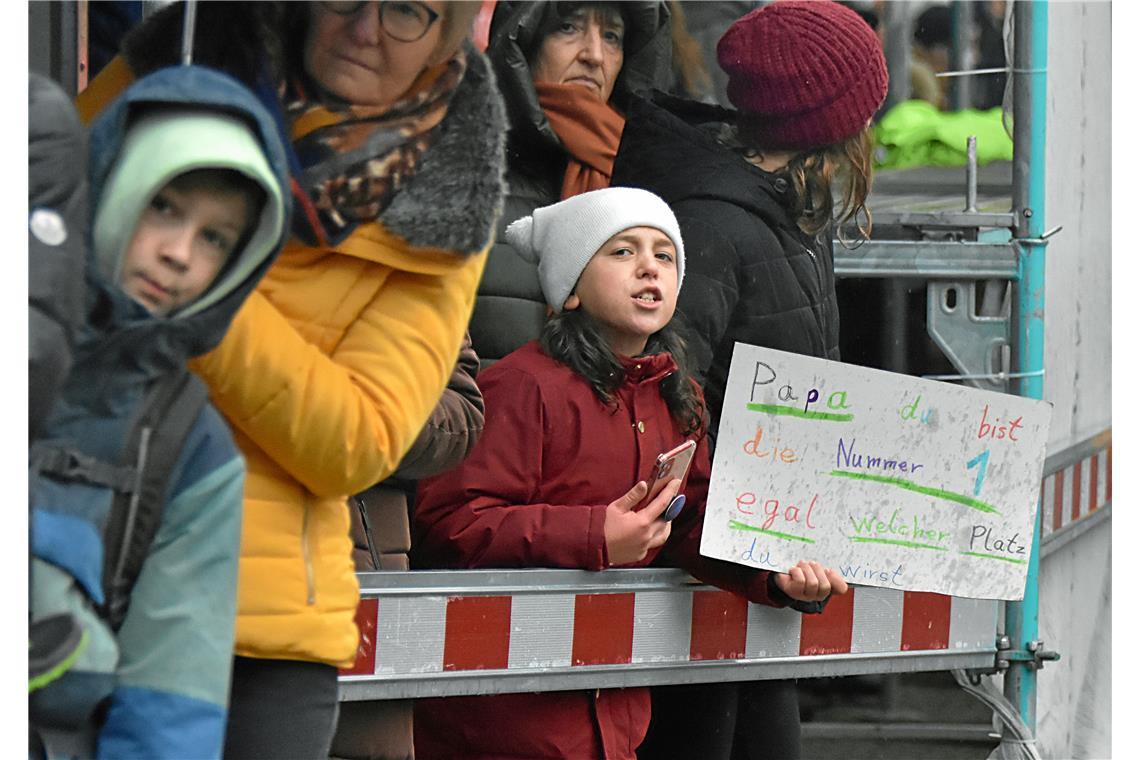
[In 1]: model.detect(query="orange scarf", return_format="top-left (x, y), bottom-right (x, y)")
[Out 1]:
top-left (536, 82), bottom-right (626, 199)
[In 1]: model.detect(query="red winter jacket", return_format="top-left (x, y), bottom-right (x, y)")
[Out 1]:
top-left (412, 341), bottom-right (785, 759)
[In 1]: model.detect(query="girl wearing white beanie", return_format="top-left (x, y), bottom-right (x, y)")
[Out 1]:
top-left (412, 187), bottom-right (845, 759)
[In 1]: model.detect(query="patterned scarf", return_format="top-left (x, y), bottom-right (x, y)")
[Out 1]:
top-left (285, 50), bottom-right (468, 246)
top-left (535, 82), bottom-right (626, 199)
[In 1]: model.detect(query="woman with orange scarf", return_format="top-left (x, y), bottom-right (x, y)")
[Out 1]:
top-left (465, 1), bottom-right (672, 364)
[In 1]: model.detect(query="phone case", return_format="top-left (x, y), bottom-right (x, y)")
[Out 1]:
top-left (643, 439), bottom-right (697, 514)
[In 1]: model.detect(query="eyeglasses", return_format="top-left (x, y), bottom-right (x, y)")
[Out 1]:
top-left (319, 1), bottom-right (441, 43)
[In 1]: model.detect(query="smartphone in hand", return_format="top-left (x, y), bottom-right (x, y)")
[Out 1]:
top-left (644, 440), bottom-right (697, 521)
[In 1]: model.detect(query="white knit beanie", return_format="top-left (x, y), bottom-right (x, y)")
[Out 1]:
top-left (503, 187), bottom-right (685, 313)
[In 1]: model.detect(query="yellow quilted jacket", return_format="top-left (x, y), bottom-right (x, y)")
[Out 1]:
top-left (78, 50), bottom-right (506, 666)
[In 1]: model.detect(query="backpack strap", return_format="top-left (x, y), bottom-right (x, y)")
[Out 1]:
top-left (100, 370), bottom-right (209, 631)
top-left (32, 446), bottom-right (137, 493)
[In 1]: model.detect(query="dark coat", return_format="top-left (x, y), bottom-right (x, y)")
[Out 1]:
top-left (471, 1), bottom-right (673, 364)
top-left (412, 341), bottom-right (786, 760)
top-left (611, 94), bottom-right (841, 433)
top-left (28, 73), bottom-right (88, 439)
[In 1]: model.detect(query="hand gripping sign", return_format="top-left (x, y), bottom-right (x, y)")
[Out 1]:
top-left (700, 343), bottom-right (1053, 601)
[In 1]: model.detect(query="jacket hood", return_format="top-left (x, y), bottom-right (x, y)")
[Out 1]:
top-left (487, 1), bottom-right (673, 151)
top-left (81, 65), bottom-right (291, 386)
top-left (612, 92), bottom-right (795, 227)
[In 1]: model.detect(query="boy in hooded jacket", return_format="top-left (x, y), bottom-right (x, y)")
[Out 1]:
top-left (29, 65), bottom-right (289, 760)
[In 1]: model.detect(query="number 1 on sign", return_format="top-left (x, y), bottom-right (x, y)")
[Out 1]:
top-left (967, 449), bottom-right (991, 496)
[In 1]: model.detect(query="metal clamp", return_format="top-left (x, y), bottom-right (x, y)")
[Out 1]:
top-left (993, 635), bottom-right (1061, 672)
top-left (1026, 640), bottom-right (1061, 671)
top-left (924, 281), bottom-right (1013, 392)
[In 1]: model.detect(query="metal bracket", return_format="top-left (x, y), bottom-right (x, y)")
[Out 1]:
top-left (1025, 640), bottom-right (1062, 671)
top-left (992, 634), bottom-right (1061, 673)
top-left (926, 280), bottom-right (1011, 392)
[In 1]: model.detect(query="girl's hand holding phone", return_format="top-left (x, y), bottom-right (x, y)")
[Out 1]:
top-left (603, 478), bottom-right (681, 566)
top-left (773, 560), bottom-right (850, 602)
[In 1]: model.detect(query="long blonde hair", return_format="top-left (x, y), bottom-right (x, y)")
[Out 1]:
top-left (781, 125), bottom-right (876, 244)
top-left (667, 1), bottom-right (712, 100)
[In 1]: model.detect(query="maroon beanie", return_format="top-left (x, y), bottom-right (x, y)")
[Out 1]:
top-left (717, 0), bottom-right (888, 151)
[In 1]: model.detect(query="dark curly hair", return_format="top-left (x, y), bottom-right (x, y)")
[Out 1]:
top-left (539, 308), bottom-right (706, 437)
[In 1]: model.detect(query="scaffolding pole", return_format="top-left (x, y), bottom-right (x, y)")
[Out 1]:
top-left (1006, 0), bottom-right (1048, 749)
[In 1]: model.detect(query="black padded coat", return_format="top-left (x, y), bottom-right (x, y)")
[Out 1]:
top-left (612, 93), bottom-right (842, 433)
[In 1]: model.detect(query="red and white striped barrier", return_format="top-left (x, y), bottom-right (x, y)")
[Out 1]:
top-left (1040, 436), bottom-right (1111, 540)
top-left (342, 586), bottom-right (996, 678)
top-left (340, 433), bottom-right (1112, 690)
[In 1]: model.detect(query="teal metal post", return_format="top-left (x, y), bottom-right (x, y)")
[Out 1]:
top-left (1006, 0), bottom-right (1048, 741)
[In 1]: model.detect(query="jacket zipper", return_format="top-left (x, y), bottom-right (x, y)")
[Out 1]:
top-left (302, 498), bottom-right (316, 605)
top-left (803, 243), bottom-right (823, 289)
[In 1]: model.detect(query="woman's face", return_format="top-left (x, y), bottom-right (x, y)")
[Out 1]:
top-left (531, 5), bottom-right (625, 102)
top-left (304, 1), bottom-right (446, 109)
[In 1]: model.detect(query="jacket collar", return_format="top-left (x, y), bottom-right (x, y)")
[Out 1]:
top-left (621, 350), bottom-right (676, 385)
top-left (376, 43), bottom-right (508, 256)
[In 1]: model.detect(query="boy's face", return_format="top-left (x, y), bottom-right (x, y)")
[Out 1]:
top-left (563, 226), bottom-right (678, 357)
top-left (119, 183), bottom-right (253, 316)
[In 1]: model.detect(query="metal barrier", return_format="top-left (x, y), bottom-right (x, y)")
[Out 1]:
top-left (336, 430), bottom-right (1109, 701)
top-left (1039, 430), bottom-right (1111, 558)
top-left (339, 569), bottom-right (997, 701)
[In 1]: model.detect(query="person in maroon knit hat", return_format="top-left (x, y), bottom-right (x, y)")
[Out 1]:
top-left (611, 2), bottom-right (888, 759)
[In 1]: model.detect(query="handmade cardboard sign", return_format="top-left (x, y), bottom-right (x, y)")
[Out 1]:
top-left (700, 343), bottom-right (1053, 600)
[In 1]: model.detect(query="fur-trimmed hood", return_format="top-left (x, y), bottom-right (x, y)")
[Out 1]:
top-left (375, 42), bottom-right (507, 256)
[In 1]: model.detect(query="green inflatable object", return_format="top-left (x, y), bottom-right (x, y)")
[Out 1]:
top-left (874, 100), bottom-right (1014, 170)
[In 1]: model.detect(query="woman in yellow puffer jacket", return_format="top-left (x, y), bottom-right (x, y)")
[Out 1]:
top-left (77, 2), bottom-right (506, 756)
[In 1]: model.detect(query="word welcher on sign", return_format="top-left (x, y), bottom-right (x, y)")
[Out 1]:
top-left (700, 343), bottom-right (1053, 600)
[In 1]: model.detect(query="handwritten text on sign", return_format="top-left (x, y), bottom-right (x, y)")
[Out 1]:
top-left (699, 344), bottom-right (1052, 600)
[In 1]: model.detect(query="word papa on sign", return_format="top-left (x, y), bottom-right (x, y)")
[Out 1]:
top-left (699, 343), bottom-right (1052, 600)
